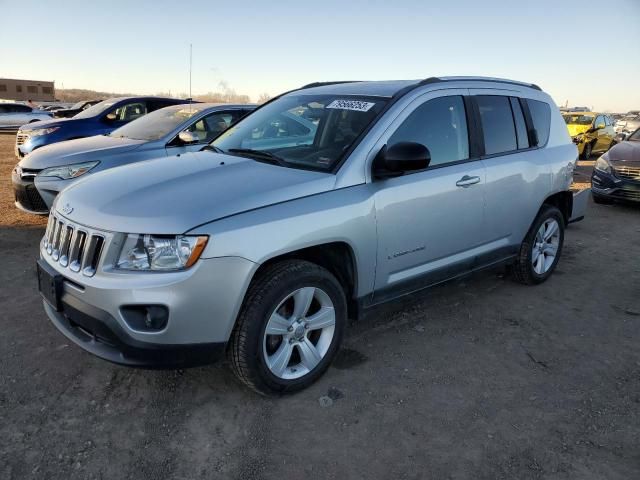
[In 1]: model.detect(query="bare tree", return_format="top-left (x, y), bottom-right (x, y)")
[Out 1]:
top-left (257, 93), bottom-right (272, 104)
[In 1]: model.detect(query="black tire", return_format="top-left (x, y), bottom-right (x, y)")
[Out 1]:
top-left (580, 141), bottom-right (593, 160)
top-left (513, 205), bottom-right (564, 285)
top-left (228, 260), bottom-right (347, 395)
top-left (592, 192), bottom-right (613, 205)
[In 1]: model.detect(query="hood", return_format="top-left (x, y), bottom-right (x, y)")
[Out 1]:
top-left (566, 124), bottom-right (590, 137)
top-left (55, 151), bottom-right (336, 233)
top-left (18, 116), bottom-right (79, 131)
top-left (607, 141), bottom-right (640, 166)
top-left (20, 135), bottom-right (144, 169)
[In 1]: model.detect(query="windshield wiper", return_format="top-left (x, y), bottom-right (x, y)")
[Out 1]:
top-left (227, 148), bottom-right (288, 167)
top-left (201, 144), bottom-right (224, 153)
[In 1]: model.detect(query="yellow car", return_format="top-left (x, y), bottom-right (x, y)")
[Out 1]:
top-left (563, 112), bottom-right (616, 159)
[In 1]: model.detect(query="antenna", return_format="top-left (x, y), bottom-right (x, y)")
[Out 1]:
top-left (189, 43), bottom-right (193, 109)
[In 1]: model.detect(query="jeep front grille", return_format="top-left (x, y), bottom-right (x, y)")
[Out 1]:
top-left (43, 214), bottom-right (105, 277)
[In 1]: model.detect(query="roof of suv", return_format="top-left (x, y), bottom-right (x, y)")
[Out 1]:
top-left (295, 76), bottom-right (542, 98)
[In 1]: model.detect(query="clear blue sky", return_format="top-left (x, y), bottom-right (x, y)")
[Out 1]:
top-left (1, 0), bottom-right (638, 111)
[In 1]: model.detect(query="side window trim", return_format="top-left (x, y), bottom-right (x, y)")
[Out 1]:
top-left (463, 96), bottom-right (484, 159)
top-left (519, 98), bottom-right (539, 148)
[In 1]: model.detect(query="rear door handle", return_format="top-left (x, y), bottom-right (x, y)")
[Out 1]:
top-left (456, 175), bottom-right (481, 188)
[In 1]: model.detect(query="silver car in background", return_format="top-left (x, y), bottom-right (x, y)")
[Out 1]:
top-left (37, 77), bottom-right (579, 395)
top-left (615, 113), bottom-right (640, 139)
top-left (15, 103), bottom-right (255, 212)
top-left (0, 103), bottom-right (51, 130)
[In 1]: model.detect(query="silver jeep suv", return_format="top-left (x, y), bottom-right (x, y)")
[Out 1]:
top-left (37, 77), bottom-right (577, 394)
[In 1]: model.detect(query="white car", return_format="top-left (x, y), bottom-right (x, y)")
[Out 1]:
top-left (0, 103), bottom-right (51, 130)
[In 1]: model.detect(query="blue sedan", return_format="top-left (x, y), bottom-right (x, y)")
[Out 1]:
top-left (13, 103), bottom-right (254, 213)
top-left (14, 96), bottom-right (188, 157)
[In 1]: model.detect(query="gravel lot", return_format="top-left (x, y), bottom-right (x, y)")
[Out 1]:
top-left (1, 133), bottom-right (639, 479)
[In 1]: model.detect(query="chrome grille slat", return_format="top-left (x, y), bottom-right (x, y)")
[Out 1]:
top-left (69, 231), bottom-right (87, 272)
top-left (51, 219), bottom-right (64, 260)
top-left (42, 214), bottom-right (105, 277)
top-left (82, 236), bottom-right (104, 277)
top-left (59, 225), bottom-right (74, 267)
top-left (16, 133), bottom-right (29, 146)
top-left (614, 166), bottom-right (640, 181)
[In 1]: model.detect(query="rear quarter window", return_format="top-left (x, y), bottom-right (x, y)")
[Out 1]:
top-left (527, 100), bottom-right (551, 146)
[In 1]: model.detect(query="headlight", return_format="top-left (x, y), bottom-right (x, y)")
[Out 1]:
top-left (116, 234), bottom-right (208, 271)
top-left (595, 156), bottom-right (611, 174)
top-left (27, 127), bottom-right (60, 136)
top-left (38, 161), bottom-right (99, 179)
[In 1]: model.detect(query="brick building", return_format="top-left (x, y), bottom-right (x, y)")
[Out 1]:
top-left (0, 78), bottom-right (55, 102)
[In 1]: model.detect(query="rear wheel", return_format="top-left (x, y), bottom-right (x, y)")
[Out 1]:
top-left (228, 260), bottom-right (346, 395)
top-left (513, 205), bottom-right (564, 285)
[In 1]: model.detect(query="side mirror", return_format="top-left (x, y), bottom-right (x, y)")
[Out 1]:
top-left (105, 112), bottom-right (117, 122)
top-left (373, 142), bottom-right (430, 179)
top-left (178, 130), bottom-right (199, 144)
top-left (595, 123), bottom-right (606, 130)
top-left (615, 133), bottom-right (627, 142)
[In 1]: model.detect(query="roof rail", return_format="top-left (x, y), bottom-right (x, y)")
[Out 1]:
top-left (418, 76), bottom-right (541, 91)
top-left (300, 81), bottom-right (361, 90)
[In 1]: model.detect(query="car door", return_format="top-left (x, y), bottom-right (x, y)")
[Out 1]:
top-left (593, 114), bottom-right (609, 152)
top-left (470, 92), bottom-right (550, 255)
top-left (11, 104), bottom-right (33, 126)
top-left (166, 109), bottom-right (246, 155)
top-left (372, 91), bottom-right (487, 301)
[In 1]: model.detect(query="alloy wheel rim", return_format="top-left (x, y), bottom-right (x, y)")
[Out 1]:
top-left (262, 287), bottom-right (335, 380)
top-left (532, 218), bottom-right (560, 275)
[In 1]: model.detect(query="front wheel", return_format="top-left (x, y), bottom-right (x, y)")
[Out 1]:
top-left (228, 260), bottom-right (346, 395)
top-left (580, 141), bottom-right (593, 160)
top-left (513, 205), bottom-right (564, 285)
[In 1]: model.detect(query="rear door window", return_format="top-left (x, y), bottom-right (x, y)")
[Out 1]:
top-left (388, 95), bottom-right (469, 167)
top-left (526, 100), bottom-right (551, 146)
top-left (112, 102), bottom-right (147, 122)
top-left (476, 96), bottom-right (517, 155)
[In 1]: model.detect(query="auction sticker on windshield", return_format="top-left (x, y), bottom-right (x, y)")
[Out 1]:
top-left (326, 99), bottom-right (376, 112)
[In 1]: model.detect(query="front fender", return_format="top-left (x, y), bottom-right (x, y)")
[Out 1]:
top-left (188, 184), bottom-right (378, 298)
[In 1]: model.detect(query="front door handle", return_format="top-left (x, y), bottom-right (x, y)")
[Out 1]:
top-left (456, 175), bottom-right (481, 188)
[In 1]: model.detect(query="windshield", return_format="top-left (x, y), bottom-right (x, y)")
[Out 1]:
top-left (212, 94), bottom-right (387, 171)
top-left (563, 114), bottom-right (594, 126)
top-left (629, 129), bottom-right (640, 141)
top-left (70, 101), bottom-right (85, 110)
top-left (110, 104), bottom-right (199, 141)
top-left (74, 100), bottom-right (116, 119)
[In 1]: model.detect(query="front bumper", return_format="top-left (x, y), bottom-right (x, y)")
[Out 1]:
top-left (591, 169), bottom-right (640, 202)
top-left (11, 168), bottom-right (49, 214)
top-left (39, 231), bottom-right (258, 368)
top-left (44, 296), bottom-right (226, 368)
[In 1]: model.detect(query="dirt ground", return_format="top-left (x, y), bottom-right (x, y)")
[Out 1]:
top-left (1, 133), bottom-right (639, 479)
